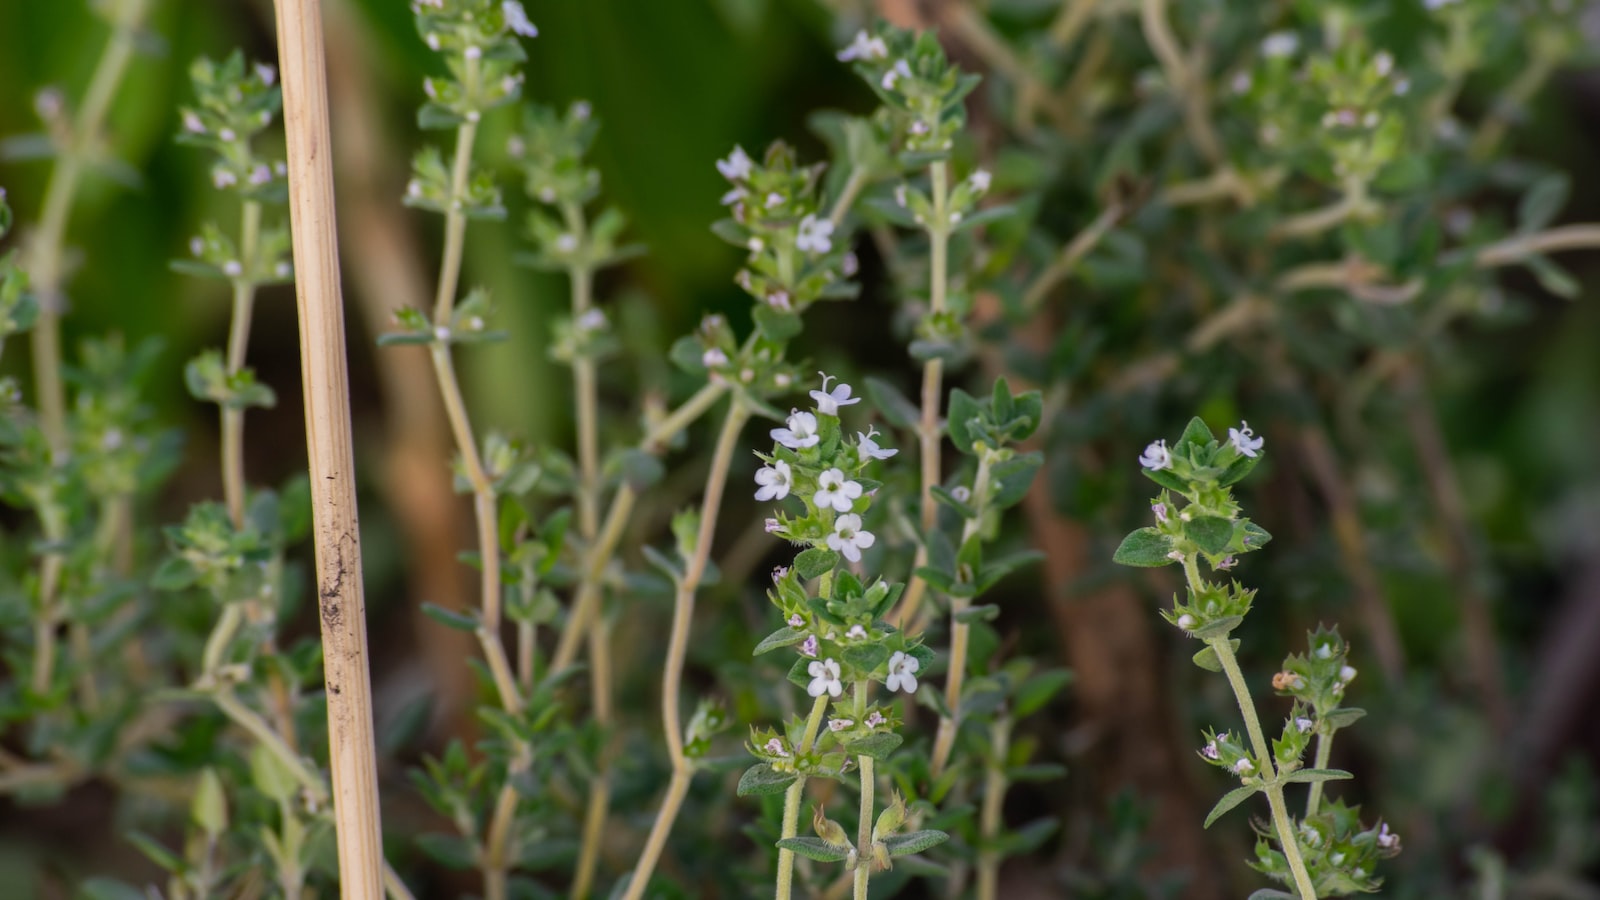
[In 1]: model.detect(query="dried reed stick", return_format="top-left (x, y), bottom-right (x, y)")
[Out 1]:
top-left (271, 0), bottom-right (385, 895)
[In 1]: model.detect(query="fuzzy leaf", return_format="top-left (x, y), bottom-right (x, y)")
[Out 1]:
top-left (1280, 768), bottom-right (1353, 785)
top-left (753, 626), bottom-right (807, 656)
top-left (1112, 527), bottom-right (1174, 567)
top-left (865, 376), bottom-right (921, 431)
top-left (775, 836), bottom-right (853, 862)
top-left (988, 452), bottom-right (1043, 509)
top-left (737, 763), bottom-right (798, 797)
top-left (1177, 417), bottom-right (1216, 453)
top-left (1247, 891), bottom-right (1299, 899)
top-left (794, 548), bottom-right (839, 580)
top-left (946, 388), bottom-right (984, 454)
top-left (1013, 669), bottom-right (1073, 718)
top-left (1322, 707), bottom-right (1367, 729)
top-left (1187, 516), bottom-right (1234, 555)
top-left (953, 603), bottom-right (1000, 624)
top-left (882, 829), bottom-right (950, 857)
top-left (1191, 615), bottom-right (1243, 641)
top-left (1192, 640), bottom-right (1239, 672)
top-left (421, 602), bottom-right (479, 632)
top-left (752, 303), bottom-right (803, 342)
top-left (1203, 784), bottom-right (1261, 828)
top-left (844, 731), bottom-right (903, 760)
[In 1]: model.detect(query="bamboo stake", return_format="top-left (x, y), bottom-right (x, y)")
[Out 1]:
top-left (272, 1), bottom-right (385, 895)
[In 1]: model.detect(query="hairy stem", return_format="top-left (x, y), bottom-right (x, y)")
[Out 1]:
top-left (976, 713), bottom-right (1012, 900)
top-left (1306, 729), bottom-right (1333, 818)
top-left (776, 693), bottom-right (832, 900)
top-left (930, 450), bottom-right (995, 778)
top-left (623, 398), bottom-right (750, 900)
top-left (25, 0), bottom-right (152, 452)
top-left (852, 680), bottom-right (875, 900)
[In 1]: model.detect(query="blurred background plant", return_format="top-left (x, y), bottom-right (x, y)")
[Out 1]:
top-left (1, 0), bottom-right (1598, 897)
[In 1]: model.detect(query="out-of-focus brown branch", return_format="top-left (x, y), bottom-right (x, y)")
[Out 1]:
top-left (325, 2), bottom-right (477, 742)
top-left (1395, 362), bottom-right (1511, 734)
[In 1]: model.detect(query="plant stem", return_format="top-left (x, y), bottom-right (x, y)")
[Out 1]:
top-left (222, 201), bottom-right (262, 528)
top-left (1208, 634), bottom-right (1318, 899)
top-left (214, 689), bottom-right (327, 805)
top-left (776, 693), bottom-right (831, 900)
top-left (852, 680), bottom-right (875, 900)
top-left (25, 0), bottom-right (151, 453)
top-left (1305, 730), bottom-right (1333, 818)
top-left (30, 506), bottom-right (68, 696)
top-left (623, 398), bottom-right (750, 900)
top-left (895, 161), bottom-right (951, 631)
top-left (976, 714), bottom-right (1011, 900)
top-left (1021, 201), bottom-right (1123, 312)
top-left (930, 450), bottom-right (995, 778)
top-left (829, 166), bottom-right (868, 229)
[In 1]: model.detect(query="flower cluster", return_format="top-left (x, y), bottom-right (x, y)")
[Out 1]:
top-left (411, 0), bottom-right (532, 127)
top-left (176, 53), bottom-right (287, 201)
top-left (513, 102), bottom-right (643, 279)
top-left (838, 27), bottom-right (979, 156)
top-left (1254, 799), bottom-right (1403, 895)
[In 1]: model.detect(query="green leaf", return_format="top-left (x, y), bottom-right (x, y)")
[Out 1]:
top-left (882, 829), bottom-right (950, 857)
top-left (946, 388), bottom-right (984, 454)
top-left (842, 643), bottom-right (889, 674)
top-left (753, 626), bottom-right (807, 656)
top-left (1280, 768), bottom-right (1353, 785)
top-left (151, 557), bottom-right (198, 591)
top-left (953, 604), bottom-right (999, 624)
top-left (1187, 516), bottom-right (1234, 555)
top-left (1192, 641), bottom-right (1239, 672)
top-left (1203, 784), bottom-right (1261, 828)
top-left (1322, 707), bottom-right (1367, 729)
top-left (1112, 528), bottom-right (1175, 567)
top-left (1246, 891), bottom-right (1299, 900)
top-left (737, 763), bottom-right (799, 797)
top-left (1240, 522), bottom-right (1273, 552)
top-left (1190, 615), bottom-right (1243, 641)
top-left (1142, 466), bottom-right (1189, 492)
top-left (416, 833), bottom-right (478, 870)
top-left (126, 831), bottom-right (184, 874)
top-left (843, 731), bottom-right (903, 760)
top-left (618, 449), bottom-right (665, 490)
top-left (1526, 254), bottom-right (1581, 299)
top-left (794, 548), bottom-right (838, 580)
top-left (1518, 173), bottom-right (1570, 233)
top-left (865, 376), bottom-right (921, 431)
top-left (1177, 417), bottom-right (1215, 452)
top-left (953, 203), bottom-right (1018, 234)
top-left (775, 836), bottom-right (852, 862)
top-left (930, 484), bottom-right (977, 518)
top-left (421, 602), bottom-right (479, 632)
top-left (1218, 451), bottom-right (1262, 487)
top-left (1007, 763), bottom-right (1067, 783)
top-left (988, 452), bottom-right (1043, 509)
top-left (1013, 669), bottom-right (1073, 718)
top-left (191, 768), bottom-right (228, 838)
top-left (752, 303), bottom-right (803, 342)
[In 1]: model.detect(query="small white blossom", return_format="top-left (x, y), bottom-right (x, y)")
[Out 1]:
top-left (754, 459), bottom-right (792, 502)
top-left (1216, 556), bottom-right (1238, 570)
top-left (406, 179), bottom-right (424, 198)
top-left (813, 468), bottom-right (863, 513)
top-left (881, 59), bottom-right (911, 90)
top-left (894, 184), bottom-right (908, 208)
top-left (767, 290), bottom-right (791, 312)
top-left (1316, 643), bottom-right (1334, 660)
top-left (190, 237), bottom-right (205, 257)
top-left (1177, 614), bottom-right (1196, 630)
top-left (910, 120), bottom-right (929, 136)
top-left (556, 233), bottom-right (579, 253)
top-left (764, 737), bottom-right (789, 757)
top-left (1234, 758), bottom-right (1255, 775)
top-left (249, 165), bottom-right (272, 186)
top-left (787, 613), bottom-right (804, 628)
top-left (1377, 822), bottom-right (1400, 850)
top-left (764, 192), bottom-right (785, 210)
top-left (796, 214), bottom-right (834, 254)
top-left (1261, 31), bottom-right (1299, 58)
top-left (747, 236), bottom-right (764, 254)
top-left (425, 33), bottom-right (441, 51)
top-left (842, 251), bottom-right (859, 276)
top-left (865, 710), bottom-right (887, 728)
top-left (1231, 72), bottom-right (1252, 94)
top-left (1166, 549), bottom-right (1184, 561)
top-left (1201, 740), bottom-right (1220, 760)
top-left (255, 63), bottom-right (277, 86)
top-left (885, 651), bottom-right (919, 693)
top-left (1339, 665), bottom-right (1357, 683)
top-left (577, 308), bottom-right (607, 332)
top-left (1373, 51), bottom-right (1394, 78)
top-left (799, 634), bottom-right (818, 658)
top-left (213, 168), bottom-right (238, 189)
top-left (1295, 717), bottom-right (1314, 733)
top-left (1152, 502), bottom-right (1169, 524)
top-left (772, 410), bottom-right (820, 449)
top-left (1228, 421), bottom-right (1264, 458)
top-left (855, 427), bottom-right (898, 460)
top-left (828, 717), bottom-right (855, 732)
top-left (1139, 439), bottom-right (1172, 470)
top-left (275, 262), bottom-right (292, 278)
top-left (968, 169), bottom-right (991, 193)
top-left (716, 145), bottom-right (753, 181)
top-left (807, 658), bottom-right (844, 698)
top-left (951, 485), bottom-right (971, 503)
top-left (720, 186), bottom-right (744, 206)
top-left (836, 30), bottom-right (888, 62)
top-left (764, 518), bottom-right (781, 533)
top-left (434, 326), bottom-right (451, 342)
top-left (183, 111), bottom-right (205, 134)
top-left (810, 373), bottom-right (861, 416)
top-left (827, 513), bottom-right (875, 563)
top-left (502, 1), bottom-right (538, 37)
top-left (464, 45), bottom-right (482, 61)
top-left (846, 624), bottom-right (867, 640)
top-left (222, 260), bottom-right (243, 278)
top-left (702, 347), bottom-right (728, 368)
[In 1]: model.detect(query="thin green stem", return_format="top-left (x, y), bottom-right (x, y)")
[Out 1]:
top-left (222, 200), bottom-right (262, 528)
top-left (433, 61), bottom-right (480, 324)
top-left (930, 451), bottom-right (995, 778)
top-left (25, 0), bottom-right (152, 453)
top-left (1305, 730), bottom-right (1334, 818)
top-left (30, 506), bottom-right (68, 696)
top-left (829, 166), bottom-right (868, 229)
top-left (976, 714), bottom-right (1012, 900)
top-left (895, 161), bottom-right (951, 632)
top-left (213, 689), bottom-right (327, 805)
top-left (1209, 635), bottom-right (1318, 899)
top-left (776, 694), bottom-right (832, 900)
top-left (623, 398), bottom-right (751, 900)
top-left (852, 680), bottom-right (875, 900)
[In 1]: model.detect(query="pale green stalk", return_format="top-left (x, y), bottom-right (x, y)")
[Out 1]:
top-left (975, 714), bottom-right (1012, 900)
top-left (25, 0), bottom-right (152, 452)
top-left (829, 166), bottom-right (868, 229)
top-left (622, 399), bottom-right (751, 900)
top-left (851, 680), bottom-right (875, 900)
top-left (775, 693), bottom-right (832, 900)
top-left (1305, 730), bottom-right (1334, 817)
top-left (222, 201), bottom-right (262, 528)
top-left (894, 160), bottom-right (951, 632)
top-left (30, 505), bottom-right (68, 696)
top-left (930, 449), bottom-right (995, 778)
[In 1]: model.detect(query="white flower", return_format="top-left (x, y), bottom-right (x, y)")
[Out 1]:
top-left (885, 651), bottom-right (919, 693)
top-left (1229, 421), bottom-right (1264, 458)
top-left (836, 30), bottom-right (888, 62)
top-left (720, 186), bottom-right (744, 206)
top-left (275, 262), bottom-right (292, 278)
top-left (255, 63), bottom-right (277, 86)
top-left (223, 260), bottom-right (243, 278)
top-left (1177, 614), bottom-right (1196, 630)
top-left (502, 1), bottom-right (538, 37)
top-left (951, 485), bottom-right (971, 503)
top-left (796, 214), bottom-right (834, 254)
top-left (183, 111), bottom-right (205, 134)
top-left (577, 309), bottom-right (607, 332)
top-left (249, 165), bottom-right (271, 186)
top-left (1216, 556), bottom-right (1238, 570)
top-left (717, 145), bottom-right (753, 181)
top-left (555, 233), bottom-right (579, 253)
top-left (787, 613), bottom-right (804, 628)
top-left (190, 237), bottom-right (205, 257)
top-left (702, 347), bottom-right (728, 368)
top-left (772, 566), bottom-right (789, 582)
top-left (1373, 51), bottom-right (1394, 78)
top-left (1152, 502), bottom-right (1169, 524)
top-left (846, 624), bottom-right (867, 640)
top-left (865, 710), bottom-right (887, 728)
top-left (764, 192), bottom-right (784, 210)
top-left (1201, 740), bottom-right (1220, 760)
top-left (772, 410), bottom-right (820, 449)
top-left (425, 32), bottom-right (441, 50)
top-left (213, 168), bottom-right (237, 189)
top-left (894, 184), bottom-right (908, 207)
top-left (842, 251), bottom-right (859, 276)
top-left (1377, 823), bottom-right (1400, 850)
top-left (881, 59), bottom-right (912, 90)
top-left (827, 514), bottom-right (875, 563)
top-left (828, 717), bottom-right (855, 732)
top-left (1315, 643), bottom-right (1334, 660)
top-left (810, 373), bottom-right (861, 416)
top-left (1339, 665), bottom-right (1357, 683)
top-left (813, 468), bottom-right (863, 513)
top-left (764, 737), bottom-right (789, 757)
top-left (807, 658), bottom-right (843, 698)
top-left (1295, 717), bottom-right (1314, 733)
top-left (856, 427), bottom-right (898, 460)
top-left (1138, 439), bottom-right (1172, 470)
top-left (767, 290), bottom-right (791, 312)
top-left (1261, 31), bottom-right (1299, 58)
top-left (968, 169), bottom-right (991, 193)
top-left (799, 634), bottom-right (819, 657)
top-left (754, 460), bottom-right (792, 502)
top-left (764, 518), bottom-right (781, 533)
top-left (464, 45), bottom-right (482, 61)
top-left (434, 326), bottom-right (451, 342)
top-left (1234, 758), bottom-right (1255, 776)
